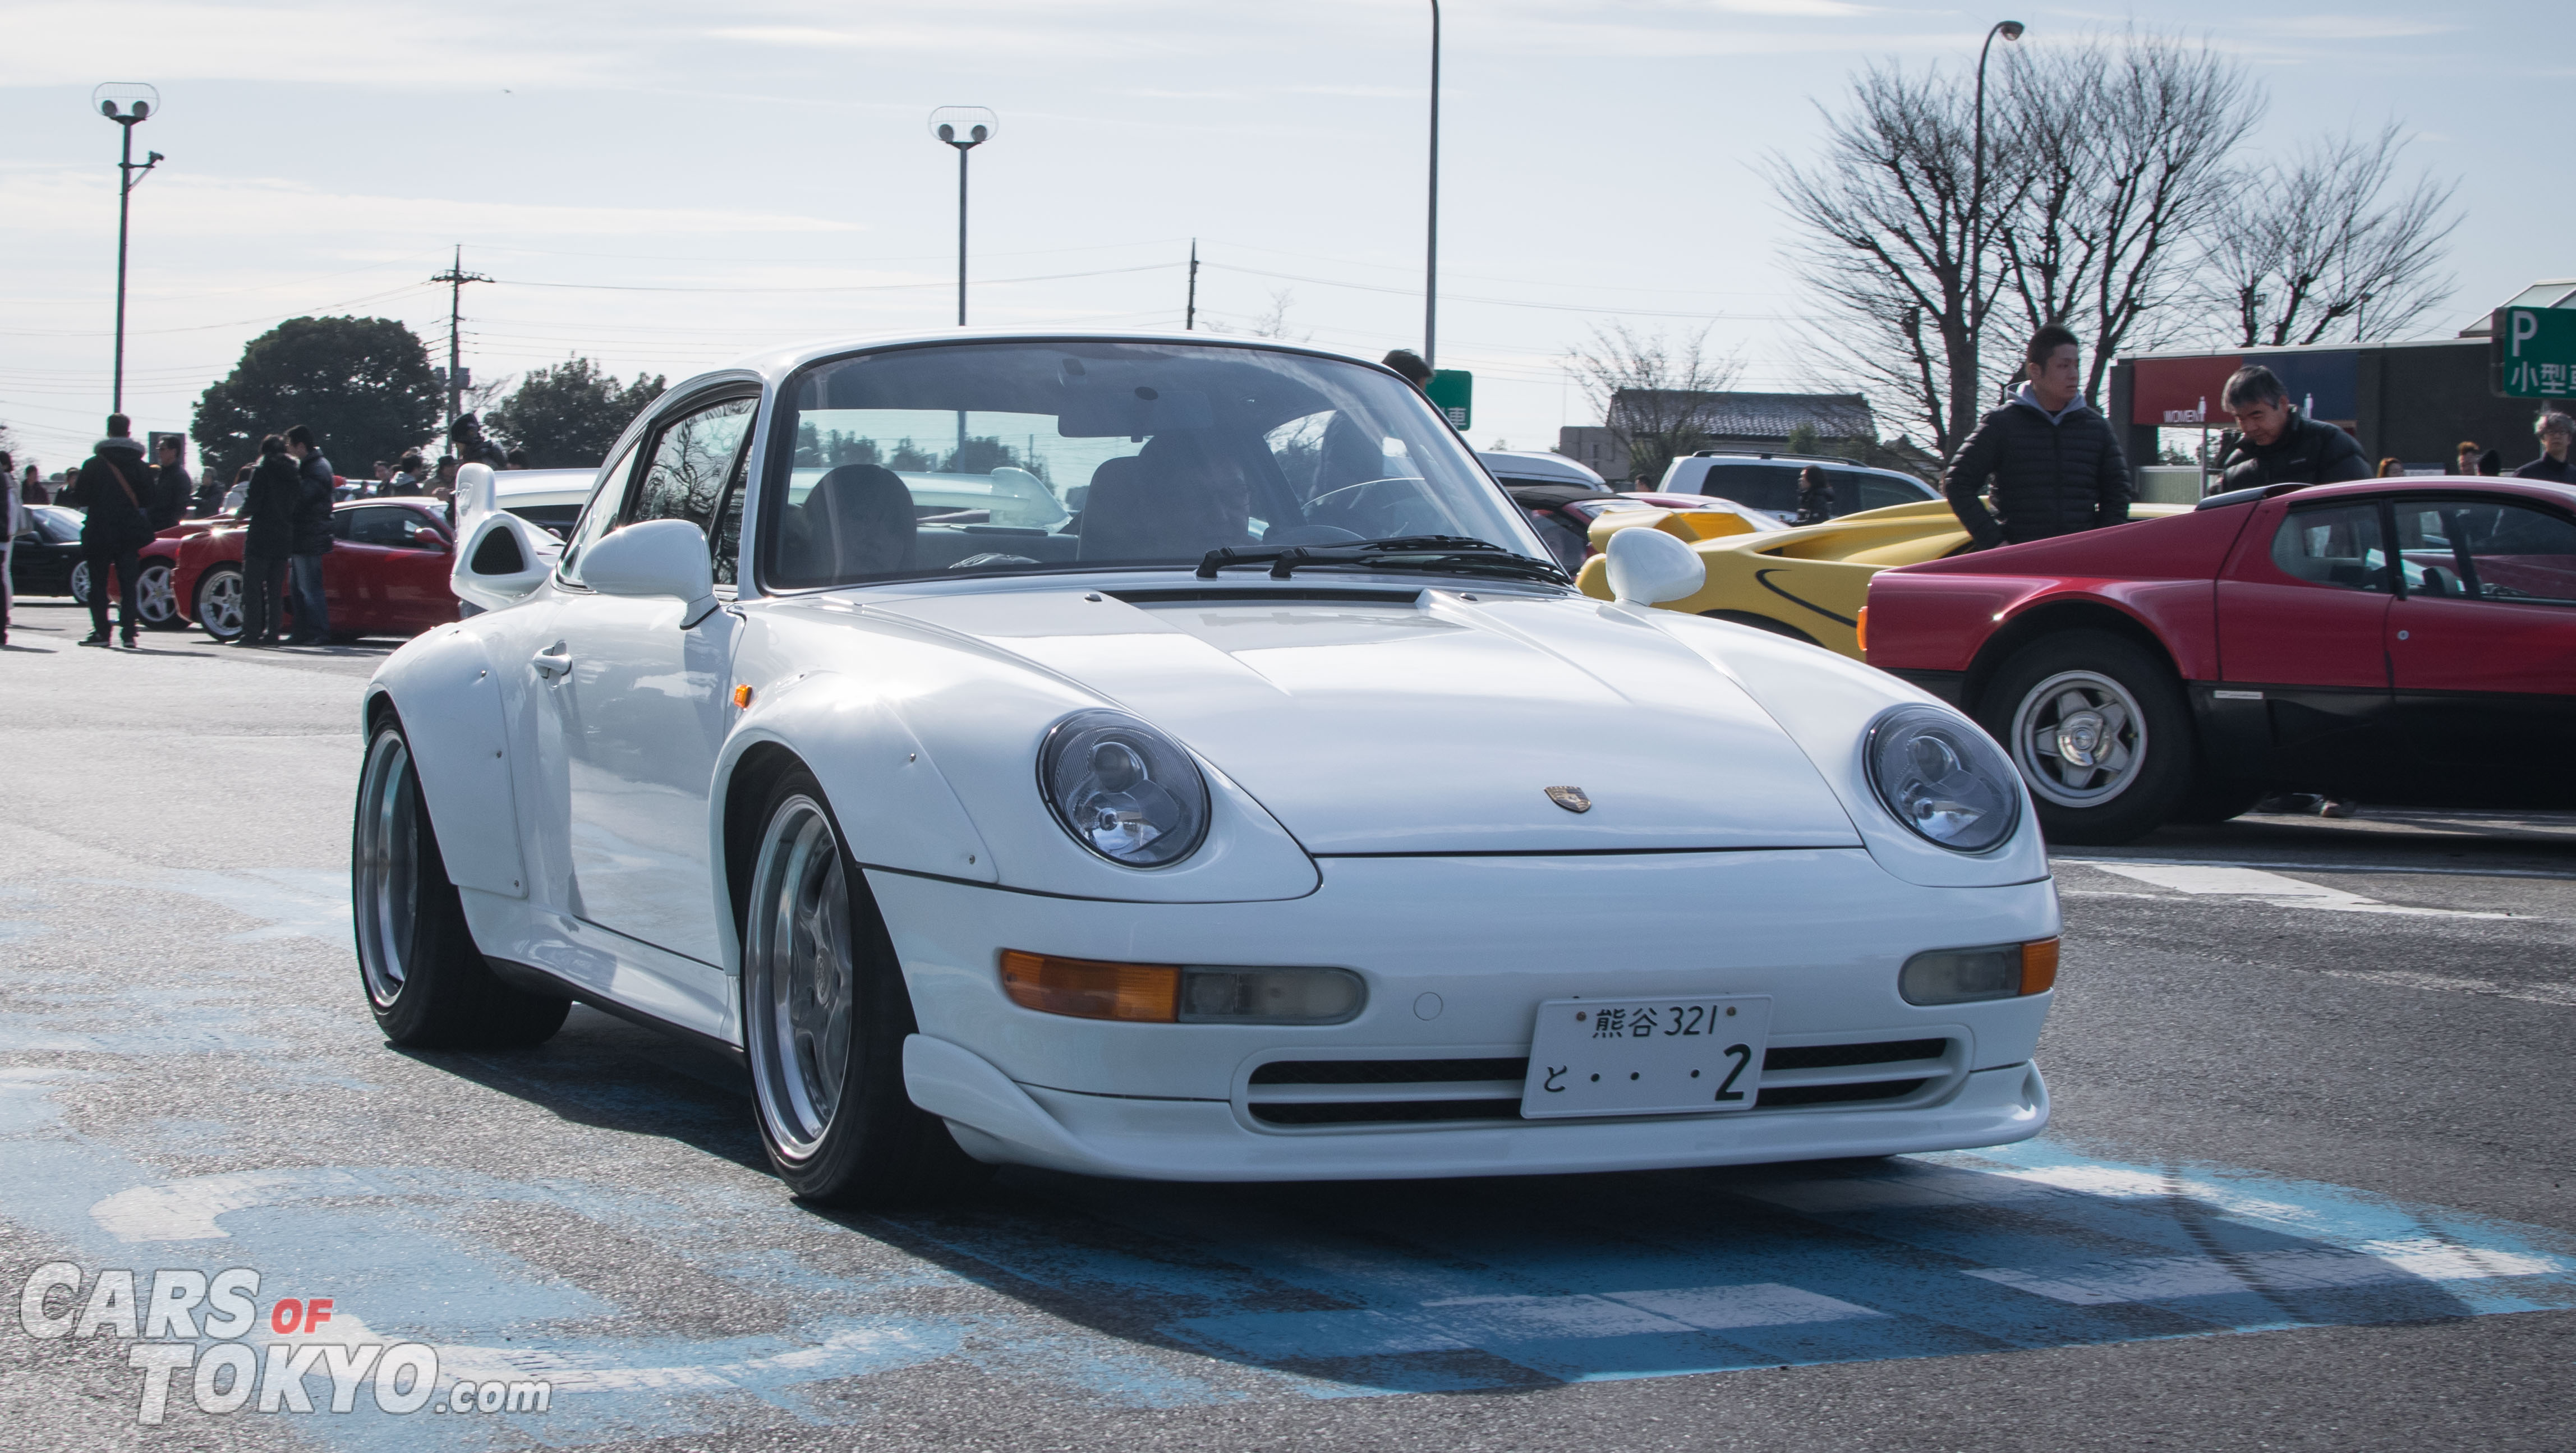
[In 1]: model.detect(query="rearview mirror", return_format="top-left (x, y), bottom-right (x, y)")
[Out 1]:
top-left (581, 518), bottom-right (720, 627)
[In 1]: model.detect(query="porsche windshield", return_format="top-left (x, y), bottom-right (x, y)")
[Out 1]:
top-left (758, 340), bottom-right (1548, 588)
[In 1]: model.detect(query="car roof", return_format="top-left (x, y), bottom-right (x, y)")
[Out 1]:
top-left (1480, 450), bottom-right (1607, 488)
top-left (2196, 476), bottom-right (2576, 512)
top-left (1682, 452), bottom-right (1923, 481)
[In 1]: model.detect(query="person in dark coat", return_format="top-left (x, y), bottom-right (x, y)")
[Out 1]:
top-left (146, 436), bottom-right (191, 531)
top-left (448, 413), bottom-right (510, 470)
top-left (1794, 465), bottom-right (1833, 525)
top-left (236, 437), bottom-right (301, 646)
top-left (67, 414), bottom-right (157, 646)
top-left (1942, 324), bottom-right (2131, 548)
top-left (2210, 366), bottom-right (2370, 494)
top-left (282, 425), bottom-right (336, 645)
top-left (2513, 414), bottom-right (2573, 484)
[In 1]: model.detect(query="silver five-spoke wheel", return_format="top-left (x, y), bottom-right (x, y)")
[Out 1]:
top-left (745, 794), bottom-right (854, 1164)
top-left (353, 729), bottom-right (421, 1008)
top-left (2009, 668), bottom-right (2147, 809)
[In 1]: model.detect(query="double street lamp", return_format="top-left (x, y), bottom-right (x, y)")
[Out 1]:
top-left (93, 82), bottom-right (164, 415)
top-left (929, 107), bottom-right (997, 328)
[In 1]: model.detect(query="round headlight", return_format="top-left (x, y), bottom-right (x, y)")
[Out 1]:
top-left (1038, 711), bottom-right (1211, 868)
top-left (1865, 705), bottom-right (2021, 853)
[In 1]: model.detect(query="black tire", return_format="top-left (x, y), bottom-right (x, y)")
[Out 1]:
top-left (740, 767), bottom-right (983, 1207)
top-left (352, 716), bottom-right (569, 1049)
top-left (1700, 609), bottom-right (1822, 646)
top-left (1977, 629), bottom-right (2195, 846)
top-left (2173, 777), bottom-right (2265, 825)
top-left (196, 563), bottom-right (246, 642)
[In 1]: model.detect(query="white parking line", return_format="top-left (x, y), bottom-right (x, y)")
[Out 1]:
top-left (2071, 862), bottom-right (2514, 919)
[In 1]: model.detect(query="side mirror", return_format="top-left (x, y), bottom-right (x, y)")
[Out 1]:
top-left (579, 518), bottom-right (719, 627)
top-left (1604, 524), bottom-right (1705, 607)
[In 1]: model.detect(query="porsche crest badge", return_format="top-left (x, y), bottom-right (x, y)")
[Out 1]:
top-left (1544, 785), bottom-right (1591, 814)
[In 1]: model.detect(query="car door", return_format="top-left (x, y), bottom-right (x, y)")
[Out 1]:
top-left (535, 391), bottom-right (757, 970)
top-left (378, 505), bottom-right (456, 634)
top-left (2384, 495), bottom-right (2576, 802)
top-left (2214, 496), bottom-right (2398, 785)
top-left (332, 505), bottom-right (413, 632)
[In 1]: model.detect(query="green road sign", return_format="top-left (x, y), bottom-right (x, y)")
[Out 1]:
top-left (1427, 369), bottom-right (1472, 430)
top-left (2493, 307), bottom-right (2576, 400)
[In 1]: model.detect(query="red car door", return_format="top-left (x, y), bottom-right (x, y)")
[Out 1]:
top-left (326, 507), bottom-right (399, 635)
top-left (2384, 495), bottom-right (2576, 802)
top-left (380, 505), bottom-right (457, 633)
top-left (2213, 495), bottom-right (2396, 787)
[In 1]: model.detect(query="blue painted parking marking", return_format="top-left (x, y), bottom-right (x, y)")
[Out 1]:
top-left (10, 1028), bottom-right (2574, 1447)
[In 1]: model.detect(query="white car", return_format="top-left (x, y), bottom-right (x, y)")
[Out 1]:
top-left (356, 332), bottom-right (2058, 1206)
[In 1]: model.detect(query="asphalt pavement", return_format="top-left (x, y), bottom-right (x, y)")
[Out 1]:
top-left (3, 595), bottom-right (2571, 1452)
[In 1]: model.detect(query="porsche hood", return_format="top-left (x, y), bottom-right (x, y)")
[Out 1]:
top-left (867, 587), bottom-right (1863, 855)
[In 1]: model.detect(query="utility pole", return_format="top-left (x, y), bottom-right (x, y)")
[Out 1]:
top-left (1425, 0), bottom-right (1440, 370)
top-left (1185, 238), bottom-right (1199, 330)
top-left (428, 246), bottom-right (491, 435)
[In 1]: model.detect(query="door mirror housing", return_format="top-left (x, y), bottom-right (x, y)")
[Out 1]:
top-left (1604, 522), bottom-right (1706, 606)
top-left (579, 518), bottom-right (720, 627)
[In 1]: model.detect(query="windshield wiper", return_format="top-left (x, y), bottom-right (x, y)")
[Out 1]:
top-left (1195, 535), bottom-right (1570, 585)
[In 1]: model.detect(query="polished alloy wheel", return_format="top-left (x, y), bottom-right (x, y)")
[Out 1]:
top-left (353, 730), bottom-right (421, 1008)
top-left (745, 795), bottom-right (854, 1163)
top-left (137, 562), bottom-right (177, 626)
top-left (2008, 669), bottom-right (2149, 809)
top-left (199, 567), bottom-right (244, 640)
top-left (69, 560), bottom-right (91, 606)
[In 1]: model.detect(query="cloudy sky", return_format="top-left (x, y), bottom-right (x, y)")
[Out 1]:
top-left (1, 1), bottom-right (2560, 471)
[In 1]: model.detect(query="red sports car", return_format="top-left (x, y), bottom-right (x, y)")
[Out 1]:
top-left (1864, 476), bottom-right (2576, 844)
top-left (174, 499), bottom-right (458, 642)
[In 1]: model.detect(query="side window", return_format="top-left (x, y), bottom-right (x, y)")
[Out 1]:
top-left (556, 437), bottom-right (643, 586)
top-left (709, 447), bottom-right (751, 588)
top-left (1698, 465), bottom-right (1798, 513)
top-left (2271, 503), bottom-right (2389, 592)
top-left (631, 397), bottom-right (757, 533)
top-left (343, 505), bottom-right (438, 549)
top-left (1853, 472), bottom-right (1931, 512)
top-left (2449, 500), bottom-right (2576, 606)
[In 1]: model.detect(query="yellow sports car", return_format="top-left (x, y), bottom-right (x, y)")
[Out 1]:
top-left (1575, 500), bottom-right (2181, 658)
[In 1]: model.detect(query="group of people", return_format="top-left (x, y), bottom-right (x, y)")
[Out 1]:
top-left (2431, 415), bottom-right (2574, 484)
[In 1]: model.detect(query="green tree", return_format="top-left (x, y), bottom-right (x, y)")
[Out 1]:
top-left (486, 357), bottom-right (668, 468)
top-left (192, 316), bottom-right (443, 478)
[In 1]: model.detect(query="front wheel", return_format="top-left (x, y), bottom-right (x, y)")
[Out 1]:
top-left (353, 718), bottom-right (568, 1048)
top-left (69, 560), bottom-right (91, 606)
top-left (742, 769), bottom-right (982, 1206)
top-left (137, 560), bottom-right (181, 629)
top-left (1979, 631), bottom-right (2195, 845)
top-left (196, 564), bottom-right (245, 642)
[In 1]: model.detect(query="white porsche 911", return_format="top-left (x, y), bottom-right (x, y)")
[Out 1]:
top-left (356, 333), bottom-right (2058, 1205)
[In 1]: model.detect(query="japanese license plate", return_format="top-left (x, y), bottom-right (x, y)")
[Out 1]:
top-left (1520, 996), bottom-right (1772, 1119)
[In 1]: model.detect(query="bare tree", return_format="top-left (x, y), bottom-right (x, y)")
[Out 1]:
top-left (1767, 61), bottom-right (2023, 462)
top-left (2201, 123), bottom-right (2459, 347)
top-left (1566, 323), bottom-right (1744, 484)
top-left (1204, 289), bottom-right (1310, 343)
top-left (1996, 31), bottom-right (2260, 402)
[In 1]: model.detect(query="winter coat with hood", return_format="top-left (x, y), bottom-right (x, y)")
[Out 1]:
top-left (1940, 384), bottom-right (2131, 549)
top-left (70, 436), bottom-right (154, 551)
top-left (291, 450), bottom-right (337, 557)
top-left (241, 453), bottom-right (302, 559)
top-left (2212, 411), bottom-right (2370, 494)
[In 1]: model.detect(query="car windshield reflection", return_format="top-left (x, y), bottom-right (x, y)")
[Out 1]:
top-left (760, 341), bottom-right (1548, 590)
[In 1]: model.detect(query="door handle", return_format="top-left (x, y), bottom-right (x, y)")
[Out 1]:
top-left (531, 642), bottom-right (572, 680)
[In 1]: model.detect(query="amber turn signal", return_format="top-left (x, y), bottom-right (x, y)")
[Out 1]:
top-left (999, 950), bottom-right (1179, 1023)
top-left (2020, 937), bottom-right (2060, 996)
top-left (1855, 605), bottom-right (1869, 654)
top-left (732, 684), bottom-right (754, 709)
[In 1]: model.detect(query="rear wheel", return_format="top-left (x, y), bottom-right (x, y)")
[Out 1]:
top-left (69, 560), bottom-right (91, 606)
top-left (196, 564), bottom-right (245, 642)
top-left (353, 718), bottom-right (568, 1049)
top-left (1979, 631), bottom-right (2194, 845)
top-left (741, 768), bottom-right (982, 1206)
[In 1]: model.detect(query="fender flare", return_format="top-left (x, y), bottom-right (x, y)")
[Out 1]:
top-left (363, 628), bottom-right (529, 899)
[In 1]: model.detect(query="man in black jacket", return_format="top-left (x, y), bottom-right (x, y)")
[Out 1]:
top-left (282, 425), bottom-right (336, 645)
top-left (2513, 413), bottom-right (2574, 484)
top-left (146, 436), bottom-right (191, 531)
top-left (236, 436), bottom-right (301, 646)
top-left (1942, 324), bottom-right (2130, 549)
top-left (69, 415), bottom-right (156, 647)
top-left (2210, 366), bottom-right (2369, 494)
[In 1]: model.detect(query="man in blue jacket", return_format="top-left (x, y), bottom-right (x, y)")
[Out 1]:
top-left (1942, 324), bottom-right (2131, 549)
top-left (282, 425), bottom-right (336, 645)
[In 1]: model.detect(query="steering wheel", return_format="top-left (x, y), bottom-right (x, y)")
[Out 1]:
top-left (1301, 476), bottom-right (1437, 539)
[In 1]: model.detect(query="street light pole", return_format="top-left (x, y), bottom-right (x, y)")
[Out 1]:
top-left (1425, 0), bottom-right (1440, 371)
top-left (1967, 21), bottom-right (2023, 410)
top-left (930, 108), bottom-right (997, 328)
top-left (94, 83), bottom-right (164, 416)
